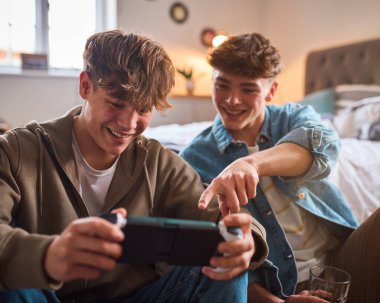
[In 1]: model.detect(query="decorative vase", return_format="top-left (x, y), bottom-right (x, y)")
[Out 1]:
top-left (186, 80), bottom-right (195, 95)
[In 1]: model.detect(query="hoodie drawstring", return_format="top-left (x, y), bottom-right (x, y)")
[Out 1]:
top-left (143, 163), bottom-right (154, 216)
top-left (35, 127), bottom-right (44, 217)
top-left (138, 139), bottom-right (154, 216)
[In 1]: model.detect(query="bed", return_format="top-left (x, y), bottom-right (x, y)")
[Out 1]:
top-left (145, 38), bottom-right (380, 224)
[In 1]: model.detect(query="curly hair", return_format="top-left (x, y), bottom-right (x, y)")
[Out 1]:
top-left (208, 33), bottom-right (283, 80)
top-left (83, 30), bottom-right (175, 112)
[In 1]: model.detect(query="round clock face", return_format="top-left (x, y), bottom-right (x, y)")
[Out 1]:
top-left (170, 2), bottom-right (189, 24)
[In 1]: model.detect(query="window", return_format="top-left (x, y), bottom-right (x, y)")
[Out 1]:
top-left (0, 0), bottom-right (36, 66)
top-left (0, 0), bottom-right (116, 70)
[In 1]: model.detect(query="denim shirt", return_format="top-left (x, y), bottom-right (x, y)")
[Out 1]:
top-left (180, 103), bottom-right (358, 298)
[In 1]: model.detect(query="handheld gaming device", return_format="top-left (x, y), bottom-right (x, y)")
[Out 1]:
top-left (99, 214), bottom-right (242, 267)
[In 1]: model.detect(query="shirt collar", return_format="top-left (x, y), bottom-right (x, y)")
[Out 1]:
top-left (212, 107), bottom-right (272, 153)
top-left (258, 106), bottom-right (272, 144)
top-left (212, 115), bottom-right (234, 153)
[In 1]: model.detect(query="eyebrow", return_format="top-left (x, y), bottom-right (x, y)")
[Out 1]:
top-left (215, 76), bottom-right (230, 83)
top-left (215, 76), bottom-right (260, 89)
top-left (240, 82), bottom-right (260, 89)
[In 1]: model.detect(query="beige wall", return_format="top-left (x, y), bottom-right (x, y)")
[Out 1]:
top-left (259, 0), bottom-right (380, 103)
top-left (118, 0), bottom-right (261, 96)
top-left (118, 0), bottom-right (380, 103)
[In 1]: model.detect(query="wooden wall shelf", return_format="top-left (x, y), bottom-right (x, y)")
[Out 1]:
top-left (150, 95), bottom-right (216, 126)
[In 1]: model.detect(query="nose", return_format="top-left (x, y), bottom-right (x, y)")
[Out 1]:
top-left (116, 106), bottom-right (139, 130)
top-left (226, 89), bottom-right (241, 106)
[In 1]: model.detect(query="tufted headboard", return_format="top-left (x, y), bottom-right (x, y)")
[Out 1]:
top-left (304, 38), bottom-right (380, 95)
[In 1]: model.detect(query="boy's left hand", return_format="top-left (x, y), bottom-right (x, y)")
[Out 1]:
top-left (202, 213), bottom-right (255, 280)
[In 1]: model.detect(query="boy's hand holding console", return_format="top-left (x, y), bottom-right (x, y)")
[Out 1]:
top-left (44, 209), bottom-right (254, 283)
top-left (99, 211), bottom-right (252, 279)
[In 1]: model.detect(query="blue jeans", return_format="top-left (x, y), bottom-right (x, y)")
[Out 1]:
top-left (0, 288), bottom-right (60, 303)
top-left (0, 266), bottom-right (248, 303)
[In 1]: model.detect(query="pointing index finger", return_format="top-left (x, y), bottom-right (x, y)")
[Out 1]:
top-left (198, 184), bottom-right (218, 210)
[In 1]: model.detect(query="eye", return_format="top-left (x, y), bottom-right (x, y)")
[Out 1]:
top-left (242, 88), bottom-right (259, 94)
top-left (240, 85), bottom-right (261, 95)
top-left (215, 82), bottom-right (230, 90)
top-left (108, 100), bottom-right (124, 109)
top-left (137, 107), bottom-right (152, 115)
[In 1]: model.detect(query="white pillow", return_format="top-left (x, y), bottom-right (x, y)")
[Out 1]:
top-left (333, 96), bottom-right (380, 140)
top-left (335, 84), bottom-right (380, 113)
top-left (329, 138), bottom-right (380, 223)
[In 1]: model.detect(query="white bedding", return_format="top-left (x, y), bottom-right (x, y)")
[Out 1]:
top-left (144, 121), bottom-right (212, 153)
top-left (332, 96), bottom-right (380, 141)
top-left (145, 121), bottom-right (380, 224)
top-left (329, 138), bottom-right (380, 223)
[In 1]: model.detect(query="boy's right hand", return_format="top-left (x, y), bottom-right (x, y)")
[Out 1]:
top-left (198, 157), bottom-right (259, 216)
top-left (202, 213), bottom-right (254, 280)
top-left (44, 213), bottom-right (125, 282)
top-left (249, 283), bottom-right (330, 303)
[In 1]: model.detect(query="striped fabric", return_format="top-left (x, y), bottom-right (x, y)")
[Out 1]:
top-left (248, 145), bottom-right (340, 282)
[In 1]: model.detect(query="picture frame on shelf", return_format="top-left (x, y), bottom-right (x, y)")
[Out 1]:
top-left (21, 53), bottom-right (48, 70)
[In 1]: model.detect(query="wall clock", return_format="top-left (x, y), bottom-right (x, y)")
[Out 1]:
top-left (170, 2), bottom-right (189, 24)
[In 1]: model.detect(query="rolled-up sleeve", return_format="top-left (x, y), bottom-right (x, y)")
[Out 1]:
top-left (276, 104), bottom-right (341, 183)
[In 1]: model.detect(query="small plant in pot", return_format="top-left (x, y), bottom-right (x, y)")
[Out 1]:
top-left (176, 67), bottom-right (195, 95)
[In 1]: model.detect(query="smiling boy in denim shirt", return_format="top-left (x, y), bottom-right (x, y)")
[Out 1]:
top-left (181, 33), bottom-right (380, 303)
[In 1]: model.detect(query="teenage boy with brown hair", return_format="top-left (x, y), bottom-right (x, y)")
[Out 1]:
top-left (0, 30), bottom-right (267, 303)
top-left (181, 33), bottom-right (380, 303)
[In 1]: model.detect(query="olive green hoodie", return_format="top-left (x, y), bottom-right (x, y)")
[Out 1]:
top-left (0, 107), bottom-right (267, 302)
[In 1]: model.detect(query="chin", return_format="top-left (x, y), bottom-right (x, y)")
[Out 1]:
top-left (104, 140), bottom-right (130, 154)
top-left (221, 117), bottom-right (244, 129)
top-left (107, 147), bottom-right (126, 157)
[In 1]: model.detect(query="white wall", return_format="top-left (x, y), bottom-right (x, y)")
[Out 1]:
top-left (0, 0), bottom-right (260, 127)
top-left (0, 73), bottom-right (82, 127)
top-left (1, 0), bottom-right (380, 127)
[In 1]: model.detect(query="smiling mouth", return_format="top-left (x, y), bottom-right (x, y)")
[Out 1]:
top-left (223, 107), bottom-right (246, 116)
top-left (108, 128), bottom-right (134, 139)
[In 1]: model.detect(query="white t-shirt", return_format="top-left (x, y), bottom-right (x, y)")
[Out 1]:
top-left (72, 134), bottom-right (119, 215)
top-left (247, 145), bottom-right (339, 282)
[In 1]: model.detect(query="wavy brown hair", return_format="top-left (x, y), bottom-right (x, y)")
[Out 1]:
top-left (83, 30), bottom-right (174, 112)
top-left (208, 33), bottom-right (283, 80)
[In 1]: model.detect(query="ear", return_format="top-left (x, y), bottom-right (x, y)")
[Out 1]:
top-left (265, 80), bottom-right (278, 102)
top-left (79, 71), bottom-right (92, 99)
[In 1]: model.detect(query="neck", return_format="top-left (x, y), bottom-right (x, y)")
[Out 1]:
top-left (230, 128), bottom-right (260, 146)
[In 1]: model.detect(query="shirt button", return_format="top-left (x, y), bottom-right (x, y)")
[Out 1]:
top-left (259, 135), bottom-right (268, 144)
top-left (266, 211), bottom-right (272, 216)
top-left (298, 192), bottom-right (305, 199)
top-left (286, 254), bottom-right (293, 259)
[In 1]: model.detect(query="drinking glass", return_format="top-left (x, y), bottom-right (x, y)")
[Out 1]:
top-left (309, 265), bottom-right (351, 303)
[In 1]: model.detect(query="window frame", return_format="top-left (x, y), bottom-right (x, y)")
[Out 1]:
top-left (1, 0), bottom-right (117, 72)
top-left (35, 0), bottom-right (49, 54)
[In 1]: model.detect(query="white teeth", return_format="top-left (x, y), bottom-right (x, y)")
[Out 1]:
top-left (110, 129), bottom-right (129, 138)
top-left (224, 108), bottom-right (244, 115)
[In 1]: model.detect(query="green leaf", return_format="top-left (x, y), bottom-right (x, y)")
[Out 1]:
top-left (176, 67), bottom-right (193, 79)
